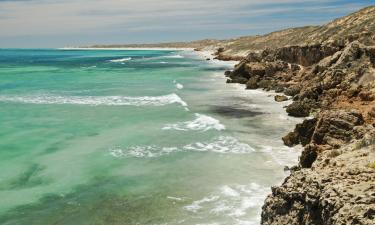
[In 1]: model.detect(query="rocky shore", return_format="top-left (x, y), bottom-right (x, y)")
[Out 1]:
top-left (220, 6), bottom-right (375, 225)
top-left (87, 5), bottom-right (375, 224)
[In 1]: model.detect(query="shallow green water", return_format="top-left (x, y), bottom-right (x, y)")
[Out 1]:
top-left (0, 49), bottom-right (301, 225)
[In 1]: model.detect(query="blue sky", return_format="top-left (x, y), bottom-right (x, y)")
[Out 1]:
top-left (0, 0), bottom-right (374, 48)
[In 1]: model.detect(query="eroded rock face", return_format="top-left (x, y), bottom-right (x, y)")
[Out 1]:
top-left (312, 110), bottom-right (364, 148)
top-left (274, 44), bottom-right (341, 66)
top-left (283, 118), bottom-right (317, 147)
top-left (223, 8), bottom-right (375, 225)
top-left (262, 132), bottom-right (375, 225)
top-left (286, 99), bottom-right (317, 117)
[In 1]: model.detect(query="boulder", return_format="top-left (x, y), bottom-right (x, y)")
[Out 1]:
top-left (286, 99), bottom-right (316, 117)
top-left (246, 77), bottom-right (259, 89)
top-left (275, 95), bottom-right (288, 102)
top-left (258, 79), bottom-right (274, 89)
top-left (224, 70), bottom-right (232, 76)
top-left (284, 85), bottom-right (302, 96)
top-left (282, 132), bottom-right (299, 147)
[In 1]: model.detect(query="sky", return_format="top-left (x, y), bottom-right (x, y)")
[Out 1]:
top-left (0, 0), bottom-right (374, 48)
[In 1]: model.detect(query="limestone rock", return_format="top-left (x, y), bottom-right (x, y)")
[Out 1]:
top-left (275, 95), bottom-right (288, 102)
top-left (286, 100), bottom-right (316, 117)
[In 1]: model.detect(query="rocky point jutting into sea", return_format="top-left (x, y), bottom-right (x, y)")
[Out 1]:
top-left (87, 6), bottom-right (375, 225)
top-left (220, 6), bottom-right (375, 225)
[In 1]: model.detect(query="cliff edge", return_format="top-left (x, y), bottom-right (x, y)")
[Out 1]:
top-left (224, 6), bottom-right (375, 225)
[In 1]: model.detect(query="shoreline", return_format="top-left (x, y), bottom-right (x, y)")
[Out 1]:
top-left (184, 8), bottom-right (375, 224)
top-left (222, 35), bottom-right (375, 225)
top-left (58, 47), bottom-right (195, 51)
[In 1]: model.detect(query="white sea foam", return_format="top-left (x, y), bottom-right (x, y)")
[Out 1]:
top-left (162, 113), bottom-right (225, 132)
top-left (176, 83), bottom-right (184, 89)
top-left (260, 145), bottom-right (300, 166)
top-left (109, 136), bottom-right (254, 158)
top-left (109, 57), bottom-right (132, 62)
top-left (183, 136), bottom-right (254, 154)
top-left (0, 93), bottom-right (188, 107)
top-left (163, 54), bottom-right (184, 59)
top-left (183, 183), bottom-right (269, 224)
top-left (183, 196), bottom-right (220, 213)
top-left (220, 185), bottom-right (240, 197)
top-left (167, 196), bottom-right (185, 201)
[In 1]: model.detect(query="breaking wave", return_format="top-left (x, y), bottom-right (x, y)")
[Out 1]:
top-left (163, 54), bottom-right (184, 59)
top-left (183, 183), bottom-right (269, 225)
top-left (109, 136), bottom-right (254, 158)
top-left (109, 57), bottom-right (132, 63)
top-left (0, 93), bottom-right (188, 107)
top-left (162, 113), bottom-right (225, 132)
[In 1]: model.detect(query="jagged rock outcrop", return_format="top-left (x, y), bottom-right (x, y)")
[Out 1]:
top-left (283, 118), bottom-right (317, 147)
top-left (262, 132), bottom-right (375, 225)
top-left (223, 6), bottom-right (375, 225)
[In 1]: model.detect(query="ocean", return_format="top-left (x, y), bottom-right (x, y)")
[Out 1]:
top-left (0, 49), bottom-right (302, 225)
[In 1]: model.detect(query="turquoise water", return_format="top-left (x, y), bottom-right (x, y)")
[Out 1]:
top-left (0, 49), bottom-right (301, 225)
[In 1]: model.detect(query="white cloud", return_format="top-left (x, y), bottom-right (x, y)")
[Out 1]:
top-left (0, 0), bottom-right (371, 47)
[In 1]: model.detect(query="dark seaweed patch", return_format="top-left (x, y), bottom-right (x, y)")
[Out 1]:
top-left (210, 105), bottom-right (264, 118)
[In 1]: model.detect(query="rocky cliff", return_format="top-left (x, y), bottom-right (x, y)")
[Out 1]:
top-left (224, 6), bottom-right (375, 225)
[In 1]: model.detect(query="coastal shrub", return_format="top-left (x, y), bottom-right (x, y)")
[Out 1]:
top-left (368, 162), bottom-right (375, 169)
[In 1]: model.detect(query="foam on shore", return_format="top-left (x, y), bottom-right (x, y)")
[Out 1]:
top-left (109, 136), bottom-right (254, 158)
top-left (183, 183), bottom-right (269, 224)
top-left (162, 113), bottom-right (225, 131)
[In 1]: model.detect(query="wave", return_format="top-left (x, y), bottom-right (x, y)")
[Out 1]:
top-left (162, 113), bottom-right (225, 132)
top-left (109, 136), bottom-right (254, 158)
top-left (183, 183), bottom-right (269, 224)
top-left (109, 57), bottom-right (132, 63)
top-left (260, 145), bottom-right (300, 166)
top-left (0, 93), bottom-right (188, 107)
top-left (173, 80), bottom-right (184, 90)
top-left (163, 54), bottom-right (184, 59)
top-left (176, 83), bottom-right (184, 89)
top-left (184, 136), bottom-right (254, 154)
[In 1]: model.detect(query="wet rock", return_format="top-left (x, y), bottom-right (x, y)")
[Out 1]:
top-left (258, 79), bottom-right (274, 89)
top-left (283, 118), bottom-right (318, 147)
top-left (300, 144), bottom-right (319, 168)
top-left (275, 95), bottom-right (288, 102)
top-left (282, 132), bottom-right (299, 147)
top-left (224, 70), bottom-right (232, 76)
top-left (246, 77), bottom-right (259, 89)
top-left (275, 86), bottom-right (285, 93)
top-left (230, 76), bottom-right (248, 84)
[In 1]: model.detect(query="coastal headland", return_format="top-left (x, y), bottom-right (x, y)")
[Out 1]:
top-left (83, 6), bottom-right (375, 225)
